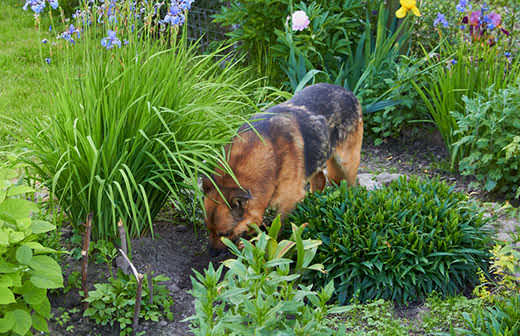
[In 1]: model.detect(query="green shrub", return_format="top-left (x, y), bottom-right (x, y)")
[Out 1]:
top-left (187, 218), bottom-right (349, 335)
top-left (20, 9), bottom-right (261, 240)
top-left (453, 85), bottom-right (520, 199)
top-left (461, 295), bottom-right (520, 336)
top-left (84, 271), bottom-right (173, 336)
top-left (288, 177), bottom-right (493, 304)
top-left (0, 166), bottom-right (64, 335)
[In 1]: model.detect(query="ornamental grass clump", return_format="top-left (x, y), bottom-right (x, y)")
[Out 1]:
top-left (288, 177), bottom-right (493, 305)
top-left (19, 7), bottom-right (261, 241)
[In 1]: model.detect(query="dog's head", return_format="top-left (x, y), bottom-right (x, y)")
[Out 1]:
top-left (203, 176), bottom-right (261, 257)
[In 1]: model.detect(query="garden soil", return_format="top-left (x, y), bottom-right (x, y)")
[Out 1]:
top-left (48, 131), bottom-right (519, 335)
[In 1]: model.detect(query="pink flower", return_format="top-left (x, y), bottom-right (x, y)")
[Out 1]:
top-left (469, 11), bottom-right (480, 26)
top-left (291, 10), bottom-right (310, 31)
top-left (489, 12), bottom-right (501, 27)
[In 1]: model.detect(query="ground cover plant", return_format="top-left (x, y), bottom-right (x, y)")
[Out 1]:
top-left (289, 177), bottom-right (493, 304)
top-left (84, 270), bottom-right (173, 336)
top-left (0, 164), bottom-right (63, 335)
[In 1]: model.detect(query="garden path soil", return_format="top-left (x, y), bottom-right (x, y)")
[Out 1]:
top-left (48, 133), bottom-right (519, 335)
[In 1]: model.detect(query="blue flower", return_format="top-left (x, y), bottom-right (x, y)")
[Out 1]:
top-left (456, 0), bottom-right (470, 13)
top-left (45, 57), bottom-right (51, 64)
top-left (450, 59), bottom-right (457, 65)
top-left (101, 30), bottom-right (122, 49)
top-left (49, 25), bottom-right (52, 32)
top-left (179, 0), bottom-right (194, 11)
top-left (434, 13), bottom-right (449, 28)
top-left (49, 0), bottom-right (58, 9)
top-left (24, 0), bottom-right (46, 14)
top-left (59, 24), bottom-right (80, 44)
top-left (41, 38), bottom-right (48, 44)
top-left (505, 52), bottom-right (512, 58)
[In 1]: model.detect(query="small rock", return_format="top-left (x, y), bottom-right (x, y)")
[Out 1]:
top-left (375, 172), bottom-right (404, 185)
top-left (357, 173), bottom-right (380, 190)
top-left (160, 320), bottom-right (168, 327)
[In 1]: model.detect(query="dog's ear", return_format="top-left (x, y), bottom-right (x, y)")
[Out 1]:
top-left (202, 176), bottom-right (213, 194)
top-left (230, 190), bottom-right (251, 219)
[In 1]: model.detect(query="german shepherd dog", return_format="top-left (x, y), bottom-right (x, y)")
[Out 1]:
top-left (203, 83), bottom-right (363, 256)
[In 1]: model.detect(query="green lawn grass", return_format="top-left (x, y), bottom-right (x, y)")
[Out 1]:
top-left (0, 0), bottom-right (52, 148)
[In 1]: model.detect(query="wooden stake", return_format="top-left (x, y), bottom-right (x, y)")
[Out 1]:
top-left (81, 213), bottom-right (93, 311)
top-left (118, 248), bottom-right (144, 336)
top-left (118, 219), bottom-right (128, 256)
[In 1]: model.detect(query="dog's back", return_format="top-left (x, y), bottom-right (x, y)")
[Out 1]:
top-left (243, 83), bottom-right (361, 177)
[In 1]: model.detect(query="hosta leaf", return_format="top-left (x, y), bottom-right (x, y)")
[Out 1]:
top-left (7, 309), bottom-right (32, 336)
top-left (21, 280), bottom-right (47, 305)
top-left (0, 199), bottom-right (38, 222)
top-left (16, 245), bottom-right (33, 265)
top-left (30, 220), bottom-right (56, 234)
top-left (0, 286), bottom-right (16, 304)
top-left (31, 313), bottom-right (48, 333)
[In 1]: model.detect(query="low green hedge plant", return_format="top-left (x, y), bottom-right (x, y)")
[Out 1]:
top-left (0, 166), bottom-right (63, 335)
top-left (289, 177), bottom-right (493, 304)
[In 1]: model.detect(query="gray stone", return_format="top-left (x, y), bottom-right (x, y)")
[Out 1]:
top-left (375, 172), bottom-right (404, 185)
top-left (357, 173), bottom-right (380, 190)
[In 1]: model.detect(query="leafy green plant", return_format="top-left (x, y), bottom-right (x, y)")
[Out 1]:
top-left (0, 166), bottom-right (64, 335)
top-left (84, 270), bottom-right (173, 336)
top-left (338, 299), bottom-right (409, 336)
top-left (187, 218), bottom-right (349, 335)
top-left (413, 42), bottom-right (520, 162)
top-left (421, 294), bottom-right (481, 334)
top-left (452, 84), bottom-right (520, 199)
top-left (20, 16), bottom-right (262, 240)
top-left (461, 295), bottom-right (520, 336)
top-left (289, 177), bottom-right (493, 304)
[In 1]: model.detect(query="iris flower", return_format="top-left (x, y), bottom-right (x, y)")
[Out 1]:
top-left (101, 30), bottom-right (121, 49)
top-left (396, 0), bottom-right (420, 19)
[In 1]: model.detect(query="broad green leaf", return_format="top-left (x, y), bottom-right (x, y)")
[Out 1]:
top-left (0, 315), bottom-right (14, 333)
top-left (30, 274), bottom-right (63, 289)
top-left (16, 245), bottom-right (33, 265)
top-left (0, 260), bottom-right (19, 273)
top-left (7, 186), bottom-right (34, 197)
top-left (0, 199), bottom-right (38, 222)
top-left (7, 309), bottom-right (32, 336)
top-left (30, 220), bottom-right (56, 234)
top-left (30, 296), bottom-right (51, 318)
top-left (31, 313), bottom-right (48, 333)
top-left (0, 286), bottom-right (16, 304)
top-left (21, 281), bottom-right (47, 305)
top-left (28, 256), bottom-right (63, 288)
top-left (22, 242), bottom-right (59, 254)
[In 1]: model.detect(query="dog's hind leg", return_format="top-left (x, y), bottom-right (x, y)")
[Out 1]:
top-left (327, 119), bottom-right (363, 186)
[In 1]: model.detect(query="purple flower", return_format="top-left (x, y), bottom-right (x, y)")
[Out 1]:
top-left (45, 57), bottom-right (51, 64)
top-left (434, 13), bottom-right (449, 28)
top-left (450, 59), bottom-right (457, 65)
top-left (59, 24), bottom-right (80, 44)
top-left (49, 25), bottom-right (52, 32)
top-left (505, 52), bottom-right (511, 58)
top-left (101, 30), bottom-right (121, 49)
top-left (489, 12), bottom-right (501, 27)
top-left (41, 38), bottom-right (48, 44)
top-left (162, 3), bottom-right (184, 26)
top-left (469, 11), bottom-right (480, 26)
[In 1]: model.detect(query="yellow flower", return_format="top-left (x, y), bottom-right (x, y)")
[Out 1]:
top-left (396, 0), bottom-right (421, 18)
